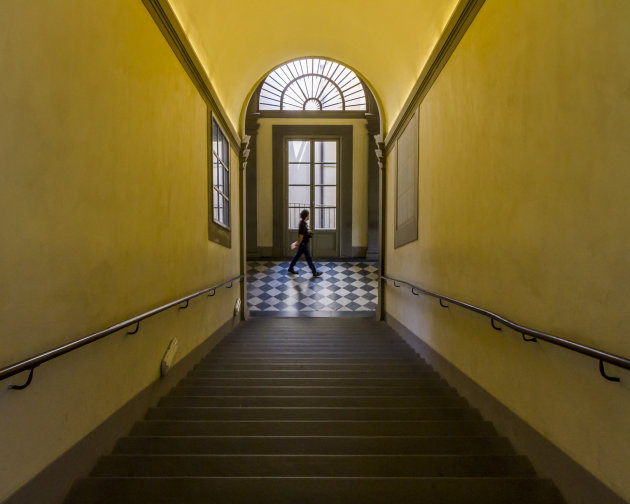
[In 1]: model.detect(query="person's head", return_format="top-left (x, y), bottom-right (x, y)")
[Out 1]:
top-left (300, 209), bottom-right (310, 221)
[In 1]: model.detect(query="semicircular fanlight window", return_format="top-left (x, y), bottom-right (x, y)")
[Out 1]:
top-left (259, 58), bottom-right (366, 111)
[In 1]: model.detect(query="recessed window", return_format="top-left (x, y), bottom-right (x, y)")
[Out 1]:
top-left (212, 118), bottom-right (230, 229)
top-left (259, 58), bottom-right (366, 111)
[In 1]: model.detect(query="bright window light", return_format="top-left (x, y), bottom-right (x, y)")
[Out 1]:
top-left (259, 58), bottom-right (366, 111)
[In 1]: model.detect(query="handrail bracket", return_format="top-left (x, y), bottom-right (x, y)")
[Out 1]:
top-left (599, 361), bottom-right (621, 382)
top-left (126, 322), bottom-right (140, 335)
top-left (9, 366), bottom-right (37, 391)
top-left (491, 318), bottom-right (502, 331)
top-left (439, 299), bottom-right (449, 308)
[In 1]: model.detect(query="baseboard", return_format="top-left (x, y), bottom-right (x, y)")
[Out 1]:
top-left (246, 247), bottom-right (273, 258)
top-left (385, 312), bottom-right (627, 504)
top-left (351, 246), bottom-right (367, 258)
top-left (247, 247), bottom-right (370, 261)
top-left (3, 317), bottom-right (240, 504)
top-left (247, 256), bottom-right (376, 263)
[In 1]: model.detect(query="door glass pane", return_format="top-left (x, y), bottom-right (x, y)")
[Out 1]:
top-left (315, 163), bottom-right (336, 185)
top-left (288, 141), bottom-right (310, 163)
top-left (315, 186), bottom-right (336, 207)
top-left (289, 185), bottom-right (310, 206)
top-left (314, 207), bottom-right (336, 230)
top-left (289, 163), bottom-right (310, 185)
top-left (314, 186), bottom-right (336, 230)
top-left (288, 185), bottom-right (310, 229)
top-left (314, 141), bottom-right (336, 163)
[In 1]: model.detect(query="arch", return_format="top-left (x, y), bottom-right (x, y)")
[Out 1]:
top-left (259, 58), bottom-right (365, 111)
top-left (239, 56), bottom-right (385, 136)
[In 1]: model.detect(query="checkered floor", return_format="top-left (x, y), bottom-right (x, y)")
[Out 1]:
top-left (247, 261), bottom-right (379, 317)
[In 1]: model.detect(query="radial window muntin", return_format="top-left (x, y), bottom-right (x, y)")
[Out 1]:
top-left (259, 58), bottom-right (366, 111)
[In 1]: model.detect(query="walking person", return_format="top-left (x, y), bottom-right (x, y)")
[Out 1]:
top-left (288, 209), bottom-right (322, 278)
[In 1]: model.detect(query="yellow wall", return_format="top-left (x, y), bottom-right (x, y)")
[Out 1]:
top-left (385, 0), bottom-right (630, 500)
top-left (255, 118), bottom-right (369, 250)
top-left (0, 0), bottom-right (241, 500)
top-left (169, 0), bottom-right (459, 132)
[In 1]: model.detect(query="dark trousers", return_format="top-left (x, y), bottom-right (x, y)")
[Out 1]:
top-left (289, 243), bottom-right (317, 274)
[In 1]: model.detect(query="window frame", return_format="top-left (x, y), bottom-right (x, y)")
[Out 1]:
top-left (258, 58), bottom-right (367, 112)
top-left (208, 112), bottom-right (232, 248)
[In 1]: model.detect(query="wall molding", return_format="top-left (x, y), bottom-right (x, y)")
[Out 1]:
top-left (384, 0), bottom-right (486, 151)
top-left (256, 111), bottom-right (369, 120)
top-left (385, 312), bottom-right (627, 504)
top-left (142, 0), bottom-right (240, 147)
top-left (3, 318), bottom-right (240, 504)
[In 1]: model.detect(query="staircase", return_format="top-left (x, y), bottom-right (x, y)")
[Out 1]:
top-left (65, 317), bottom-right (565, 503)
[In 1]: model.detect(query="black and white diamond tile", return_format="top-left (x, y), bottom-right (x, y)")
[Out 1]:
top-left (247, 261), bottom-right (378, 315)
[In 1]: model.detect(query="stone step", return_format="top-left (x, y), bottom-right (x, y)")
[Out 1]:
top-left (177, 377), bottom-right (447, 387)
top-left (188, 369), bottom-right (437, 378)
top-left (207, 351), bottom-right (413, 358)
top-left (193, 362), bottom-right (433, 371)
top-left (113, 435), bottom-right (516, 455)
top-left (214, 342), bottom-right (408, 349)
top-left (169, 385), bottom-right (458, 397)
top-left (130, 419), bottom-right (497, 437)
top-left (65, 477), bottom-right (564, 504)
top-left (91, 454), bottom-right (536, 477)
top-left (158, 395), bottom-right (468, 408)
top-left (145, 406), bottom-right (482, 421)
top-left (200, 357), bottom-right (420, 364)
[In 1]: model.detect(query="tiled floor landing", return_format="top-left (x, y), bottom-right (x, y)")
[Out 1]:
top-left (247, 261), bottom-right (378, 317)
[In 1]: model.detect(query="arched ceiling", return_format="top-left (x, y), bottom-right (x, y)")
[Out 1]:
top-left (168, 0), bottom-right (459, 134)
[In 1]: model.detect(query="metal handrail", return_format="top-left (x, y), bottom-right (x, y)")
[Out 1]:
top-left (382, 275), bottom-right (630, 382)
top-left (1, 274), bottom-right (244, 390)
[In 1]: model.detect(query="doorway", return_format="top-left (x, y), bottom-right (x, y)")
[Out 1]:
top-left (285, 138), bottom-right (339, 257)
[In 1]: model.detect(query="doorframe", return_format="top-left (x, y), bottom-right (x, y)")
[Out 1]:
top-left (272, 125), bottom-right (353, 258)
top-left (284, 136), bottom-right (341, 258)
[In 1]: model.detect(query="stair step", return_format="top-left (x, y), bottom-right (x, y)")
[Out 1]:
top-left (158, 395), bottom-right (468, 408)
top-left (210, 348), bottom-right (409, 353)
top-left (91, 454), bottom-right (536, 477)
top-left (130, 420), bottom-right (497, 437)
top-left (170, 385), bottom-right (456, 397)
top-left (200, 359), bottom-right (421, 366)
top-left (65, 477), bottom-right (564, 504)
top-left (214, 344), bottom-right (409, 350)
top-left (62, 317), bottom-right (564, 504)
top-left (178, 377), bottom-right (446, 387)
top-left (193, 363), bottom-right (433, 371)
top-left (188, 369), bottom-right (437, 378)
top-left (114, 435), bottom-right (515, 455)
top-left (146, 406), bottom-right (482, 421)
